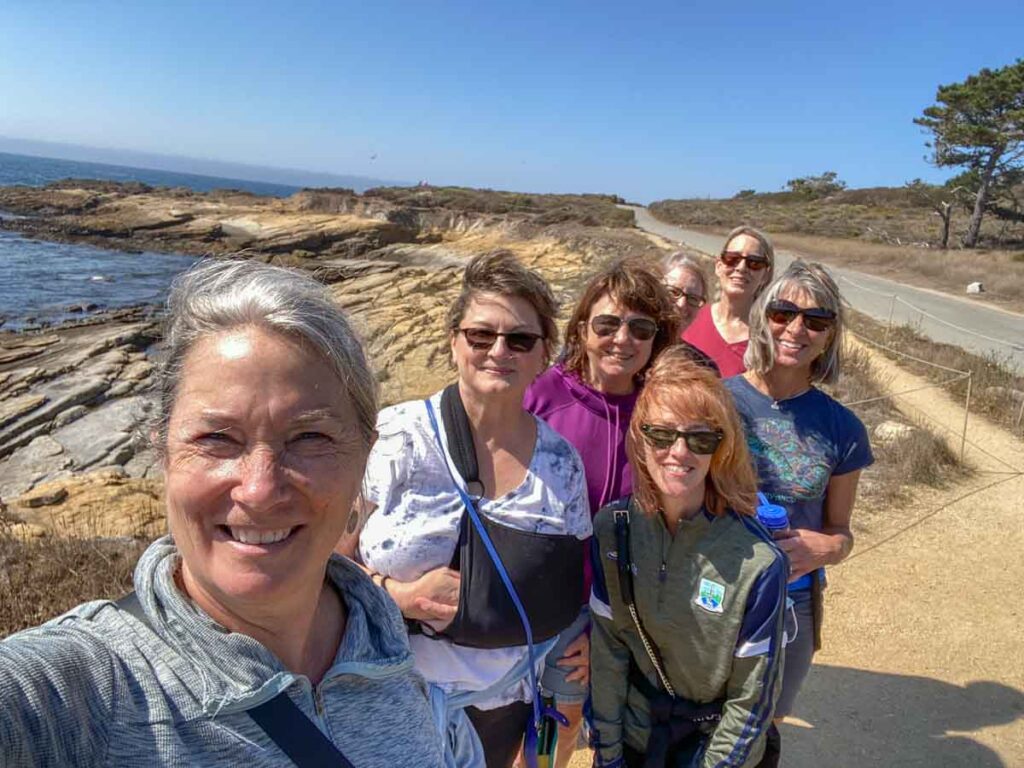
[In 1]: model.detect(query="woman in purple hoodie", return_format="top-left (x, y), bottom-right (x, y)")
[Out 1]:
top-left (523, 259), bottom-right (678, 766)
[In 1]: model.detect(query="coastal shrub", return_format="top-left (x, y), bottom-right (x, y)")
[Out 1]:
top-left (823, 343), bottom-right (970, 504)
top-left (362, 186), bottom-right (633, 228)
top-left (648, 186), bottom-right (1024, 249)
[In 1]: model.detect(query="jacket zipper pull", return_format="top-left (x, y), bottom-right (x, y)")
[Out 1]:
top-left (658, 561), bottom-right (667, 583)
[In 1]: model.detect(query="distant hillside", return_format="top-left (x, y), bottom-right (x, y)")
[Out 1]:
top-left (367, 186), bottom-right (632, 227)
top-left (650, 186), bottom-right (1024, 249)
top-left (305, 185), bottom-right (633, 228)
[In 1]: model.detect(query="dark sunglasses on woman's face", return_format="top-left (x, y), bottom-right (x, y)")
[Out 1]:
top-left (589, 314), bottom-right (658, 341)
top-left (665, 285), bottom-right (706, 309)
top-left (640, 424), bottom-right (724, 454)
top-left (719, 252), bottom-right (770, 272)
top-left (459, 327), bottom-right (543, 353)
top-left (765, 301), bottom-right (837, 333)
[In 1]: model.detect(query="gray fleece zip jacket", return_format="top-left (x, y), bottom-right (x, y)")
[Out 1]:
top-left (0, 536), bottom-right (445, 767)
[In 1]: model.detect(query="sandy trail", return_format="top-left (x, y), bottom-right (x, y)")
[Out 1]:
top-left (570, 340), bottom-right (1024, 767)
top-left (784, 339), bottom-right (1024, 767)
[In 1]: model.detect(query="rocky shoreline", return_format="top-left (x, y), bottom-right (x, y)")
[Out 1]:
top-left (0, 181), bottom-right (682, 538)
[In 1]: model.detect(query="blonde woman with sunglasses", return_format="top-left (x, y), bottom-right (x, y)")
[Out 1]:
top-left (682, 226), bottom-right (775, 377)
top-left (725, 261), bottom-right (873, 760)
top-left (589, 348), bottom-right (788, 767)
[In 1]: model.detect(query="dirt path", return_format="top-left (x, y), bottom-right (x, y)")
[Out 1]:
top-left (569, 340), bottom-right (1024, 767)
top-left (784, 340), bottom-right (1024, 767)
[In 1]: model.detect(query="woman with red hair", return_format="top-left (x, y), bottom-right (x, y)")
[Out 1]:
top-left (588, 347), bottom-right (788, 768)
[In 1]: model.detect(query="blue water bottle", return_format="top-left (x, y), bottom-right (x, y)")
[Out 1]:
top-left (756, 492), bottom-right (789, 534)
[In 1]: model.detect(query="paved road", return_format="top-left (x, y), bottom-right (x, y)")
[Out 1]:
top-left (628, 206), bottom-right (1024, 370)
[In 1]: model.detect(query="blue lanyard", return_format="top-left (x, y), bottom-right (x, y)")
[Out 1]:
top-left (424, 399), bottom-right (563, 766)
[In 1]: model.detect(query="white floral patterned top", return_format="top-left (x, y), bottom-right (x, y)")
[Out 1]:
top-left (359, 391), bottom-right (592, 709)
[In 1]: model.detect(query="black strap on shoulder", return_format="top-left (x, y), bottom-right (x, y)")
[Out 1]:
top-left (440, 383), bottom-right (486, 499)
top-left (116, 592), bottom-right (356, 768)
top-left (612, 506), bottom-right (675, 696)
top-left (247, 693), bottom-right (356, 768)
top-left (612, 508), bottom-right (635, 607)
top-left (116, 591), bottom-right (148, 626)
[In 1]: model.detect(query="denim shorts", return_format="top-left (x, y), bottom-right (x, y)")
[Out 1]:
top-left (540, 608), bottom-right (590, 705)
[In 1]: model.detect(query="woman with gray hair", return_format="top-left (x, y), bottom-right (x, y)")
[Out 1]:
top-left (0, 259), bottom-right (444, 767)
top-left (661, 251), bottom-right (708, 332)
top-left (683, 225), bottom-right (775, 377)
top-left (724, 260), bottom-right (873, 761)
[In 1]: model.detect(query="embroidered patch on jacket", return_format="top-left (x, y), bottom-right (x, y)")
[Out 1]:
top-left (695, 578), bottom-right (726, 613)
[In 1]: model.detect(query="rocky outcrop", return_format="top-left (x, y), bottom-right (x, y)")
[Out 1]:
top-left (0, 182), bottom-right (663, 539)
top-left (4, 468), bottom-right (164, 539)
top-left (0, 314), bottom-right (160, 505)
top-left (0, 182), bottom-right (633, 264)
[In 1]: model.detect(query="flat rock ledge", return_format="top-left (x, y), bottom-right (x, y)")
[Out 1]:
top-left (0, 316), bottom-right (161, 509)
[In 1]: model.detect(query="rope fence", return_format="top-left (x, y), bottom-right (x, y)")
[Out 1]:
top-left (836, 273), bottom-right (1024, 353)
top-left (842, 328), bottom-right (980, 465)
top-left (835, 268), bottom-right (1024, 452)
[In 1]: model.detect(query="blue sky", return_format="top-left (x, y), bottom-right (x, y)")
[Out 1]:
top-left (1, 1), bottom-right (1021, 202)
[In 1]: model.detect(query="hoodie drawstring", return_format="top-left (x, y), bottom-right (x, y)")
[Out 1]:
top-left (597, 398), bottom-right (620, 510)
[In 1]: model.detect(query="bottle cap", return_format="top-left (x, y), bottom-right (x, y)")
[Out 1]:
top-left (756, 492), bottom-right (789, 531)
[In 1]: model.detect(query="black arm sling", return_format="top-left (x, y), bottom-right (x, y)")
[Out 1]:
top-left (116, 592), bottom-right (355, 768)
top-left (424, 385), bottom-right (583, 766)
top-left (611, 506), bottom-right (724, 768)
top-left (417, 383), bottom-right (584, 649)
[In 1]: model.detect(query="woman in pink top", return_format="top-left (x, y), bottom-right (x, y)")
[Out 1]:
top-left (682, 226), bottom-right (775, 377)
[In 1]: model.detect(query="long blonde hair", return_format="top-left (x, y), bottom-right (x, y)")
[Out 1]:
top-left (627, 347), bottom-right (758, 517)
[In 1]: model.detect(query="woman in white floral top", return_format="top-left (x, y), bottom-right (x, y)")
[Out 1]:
top-left (357, 251), bottom-right (591, 768)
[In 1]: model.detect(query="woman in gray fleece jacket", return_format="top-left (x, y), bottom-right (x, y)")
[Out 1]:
top-left (0, 260), bottom-right (445, 767)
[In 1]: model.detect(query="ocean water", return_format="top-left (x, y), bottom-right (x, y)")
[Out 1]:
top-left (0, 151), bottom-right (302, 197)
top-left (0, 230), bottom-right (198, 330)
top-left (0, 151), bottom-right (301, 329)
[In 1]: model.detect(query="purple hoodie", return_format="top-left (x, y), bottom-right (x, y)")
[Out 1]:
top-left (524, 364), bottom-right (638, 517)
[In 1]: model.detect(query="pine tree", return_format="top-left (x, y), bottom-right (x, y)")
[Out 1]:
top-left (914, 59), bottom-right (1024, 247)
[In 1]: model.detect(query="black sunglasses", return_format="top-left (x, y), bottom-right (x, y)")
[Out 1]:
top-left (589, 314), bottom-right (658, 341)
top-left (640, 424), bottom-right (723, 454)
top-left (665, 285), bottom-right (706, 309)
top-left (719, 252), bottom-right (770, 271)
top-left (765, 301), bottom-right (837, 333)
top-left (459, 327), bottom-right (544, 353)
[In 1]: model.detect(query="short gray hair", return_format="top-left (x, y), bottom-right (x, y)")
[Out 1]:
top-left (662, 251), bottom-right (708, 298)
top-left (149, 259), bottom-right (378, 455)
top-left (744, 260), bottom-right (844, 385)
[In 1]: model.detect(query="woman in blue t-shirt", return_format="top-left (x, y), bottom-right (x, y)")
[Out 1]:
top-left (724, 260), bottom-right (873, 761)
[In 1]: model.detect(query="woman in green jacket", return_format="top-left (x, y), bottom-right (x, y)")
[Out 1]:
top-left (589, 347), bottom-right (788, 768)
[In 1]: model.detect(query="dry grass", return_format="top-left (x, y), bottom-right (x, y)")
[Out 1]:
top-left (0, 514), bottom-right (146, 638)
top-left (824, 343), bottom-right (968, 506)
top-left (650, 188), bottom-right (1024, 249)
top-left (847, 310), bottom-right (1024, 439)
top-left (649, 190), bottom-right (1024, 312)
top-left (770, 231), bottom-right (1024, 312)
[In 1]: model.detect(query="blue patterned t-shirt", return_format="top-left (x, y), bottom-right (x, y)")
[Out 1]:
top-left (725, 375), bottom-right (873, 533)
